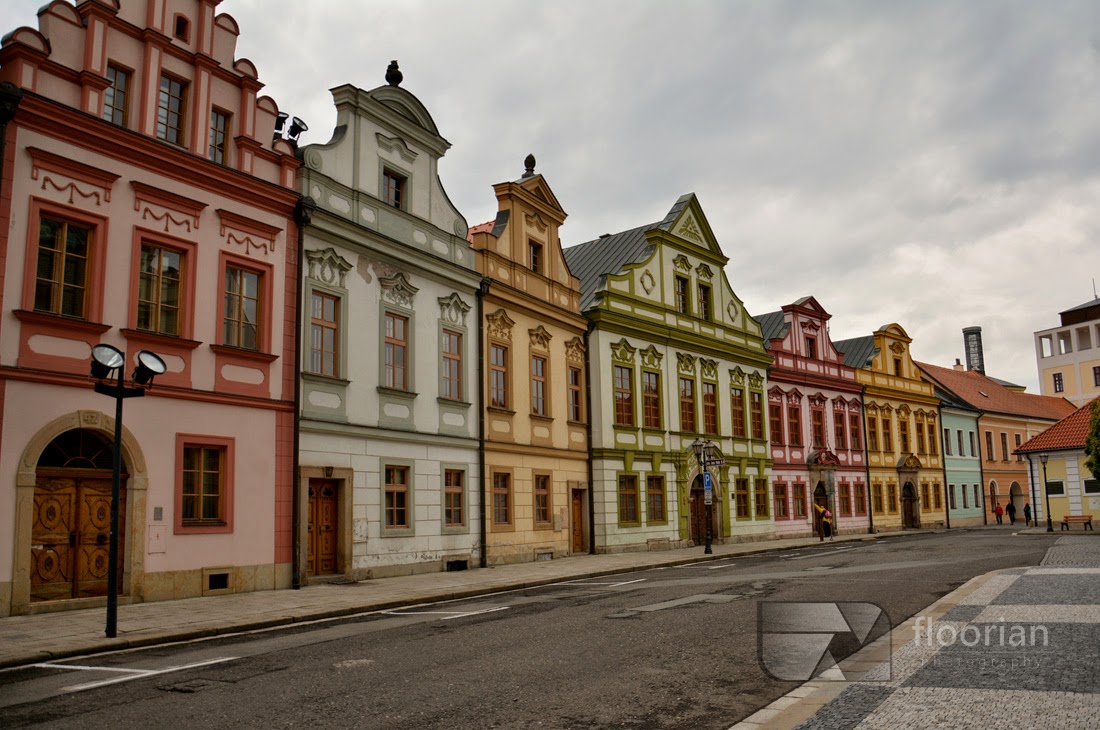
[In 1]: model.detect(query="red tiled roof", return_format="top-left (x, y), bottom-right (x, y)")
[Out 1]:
top-left (466, 220), bottom-right (494, 242)
top-left (1017, 398), bottom-right (1099, 453)
top-left (916, 361), bottom-right (1077, 422)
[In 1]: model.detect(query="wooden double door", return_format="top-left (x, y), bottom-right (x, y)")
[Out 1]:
top-left (307, 479), bottom-right (338, 576)
top-left (31, 473), bottom-right (125, 602)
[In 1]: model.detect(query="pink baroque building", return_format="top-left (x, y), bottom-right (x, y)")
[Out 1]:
top-left (757, 297), bottom-right (869, 537)
top-left (0, 0), bottom-right (300, 616)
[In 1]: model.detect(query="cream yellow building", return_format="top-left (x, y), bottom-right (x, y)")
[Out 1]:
top-left (468, 157), bottom-right (589, 564)
top-left (836, 325), bottom-right (947, 530)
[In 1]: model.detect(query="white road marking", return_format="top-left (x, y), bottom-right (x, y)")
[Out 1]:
top-left (441, 606), bottom-right (510, 620)
top-left (707, 562), bottom-right (737, 570)
top-left (50, 657), bottom-right (238, 693)
top-left (674, 561), bottom-right (711, 568)
top-left (33, 663), bottom-right (147, 674)
top-left (785, 546), bottom-right (856, 561)
top-left (608, 578), bottom-right (647, 587)
top-left (380, 606), bottom-right (510, 620)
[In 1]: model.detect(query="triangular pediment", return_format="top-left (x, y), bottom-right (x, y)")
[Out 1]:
top-left (663, 194), bottom-right (724, 261)
top-left (517, 175), bottom-right (565, 217)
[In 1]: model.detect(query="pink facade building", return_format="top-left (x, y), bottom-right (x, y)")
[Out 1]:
top-left (0, 0), bottom-right (300, 616)
top-left (758, 297), bottom-right (869, 537)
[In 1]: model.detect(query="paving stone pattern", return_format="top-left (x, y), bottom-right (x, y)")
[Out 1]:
top-left (792, 686), bottom-right (893, 730)
top-left (774, 538), bottom-right (1100, 728)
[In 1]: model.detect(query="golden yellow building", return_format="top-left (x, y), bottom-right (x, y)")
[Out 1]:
top-left (835, 324), bottom-right (946, 530)
top-left (468, 156), bottom-right (589, 563)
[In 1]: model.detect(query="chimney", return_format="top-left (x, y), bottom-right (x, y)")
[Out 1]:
top-left (962, 327), bottom-right (985, 374)
top-left (953, 358), bottom-right (964, 371)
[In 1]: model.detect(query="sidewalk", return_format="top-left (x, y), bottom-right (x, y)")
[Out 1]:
top-left (0, 530), bottom-right (906, 670)
top-left (734, 535), bottom-right (1100, 729)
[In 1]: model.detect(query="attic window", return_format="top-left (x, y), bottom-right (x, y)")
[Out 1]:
top-left (173, 15), bottom-right (190, 42)
top-left (382, 168), bottom-right (406, 209)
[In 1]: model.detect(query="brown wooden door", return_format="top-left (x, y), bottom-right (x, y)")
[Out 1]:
top-left (31, 475), bottom-right (124, 602)
top-left (902, 484), bottom-right (919, 528)
top-left (690, 489), bottom-right (706, 544)
top-left (571, 491), bottom-right (584, 553)
top-left (307, 480), bottom-right (338, 576)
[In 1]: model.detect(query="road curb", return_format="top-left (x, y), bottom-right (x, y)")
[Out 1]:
top-left (0, 530), bottom-right (919, 670)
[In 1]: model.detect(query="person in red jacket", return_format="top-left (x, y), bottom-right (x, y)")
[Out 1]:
top-left (994, 503), bottom-right (1004, 525)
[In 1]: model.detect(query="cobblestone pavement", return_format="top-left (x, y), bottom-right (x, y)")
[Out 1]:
top-left (733, 536), bottom-right (1100, 729)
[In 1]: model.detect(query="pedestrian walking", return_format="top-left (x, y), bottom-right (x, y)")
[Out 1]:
top-left (1024, 502), bottom-right (1032, 527)
top-left (1006, 502), bottom-right (1017, 525)
top-left (994, 503), bottom-right (1003, 525)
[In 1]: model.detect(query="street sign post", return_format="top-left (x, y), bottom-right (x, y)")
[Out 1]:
top-left (704, 459), bottom-right (726, 467)
top-left (703, 470), bottom-right (713, 505)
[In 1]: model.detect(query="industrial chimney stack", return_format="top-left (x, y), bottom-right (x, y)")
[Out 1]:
top-left (962, 326), bottom-right (985, 374)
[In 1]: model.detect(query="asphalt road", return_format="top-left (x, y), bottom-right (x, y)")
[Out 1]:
top-left (0, 530), bottom-right (1058, 730)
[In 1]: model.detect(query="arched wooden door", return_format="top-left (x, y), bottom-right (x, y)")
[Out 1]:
top-left (902, 482), bottom-right (920, 528)
top-left (31, 430), bottom-right (126, 602)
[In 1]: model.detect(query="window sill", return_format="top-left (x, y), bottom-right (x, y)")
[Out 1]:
top-left (487, 406), bottom-right (515, 416)
top-left (210, 344), bottom-right (279, 364)
top-left (120, 328), bottom-right (201, 351)
top-left (377, 386), bottom-right (418, 400)
top-left (175, 522), bottom-right (231, 535)
top-left (438, 397), bottom-right (471, 408)
top-left (303, 372), bottom-right (351, 386)
top-left (381, 526), bottom-right (415, 538)
top-left (530, 413), bottom-right (554, 423)
top-left (567, 420), bottom-right (588, 428)
top-left (14, 309), bottom-right (111, 335)
top-left (617, 522), bottom-right (642, 529)
top-left (533, 522), bottom-right (554, 531)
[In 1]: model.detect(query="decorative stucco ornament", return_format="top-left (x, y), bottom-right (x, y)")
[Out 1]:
top-left (385, 60), bottom-right (403, 87)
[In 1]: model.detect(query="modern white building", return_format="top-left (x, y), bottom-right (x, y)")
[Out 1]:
top-left (294, 64), bottom-right (482, 580)
top-left (1034, 297), bottom-right (1100, 407)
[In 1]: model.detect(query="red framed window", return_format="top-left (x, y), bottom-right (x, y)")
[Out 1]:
top-left (787, 405), bottom-right (802, 447)
top-left (492, 472), bottom-right (511, 525)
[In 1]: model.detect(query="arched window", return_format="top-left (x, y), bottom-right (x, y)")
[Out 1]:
top-left (37, 429), bottom-right (115, 470)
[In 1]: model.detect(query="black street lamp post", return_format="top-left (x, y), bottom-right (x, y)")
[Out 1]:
top-left (90, 344), bottom-right (166, 638)
top-left (692, 437), bottom-right (714, 554)
top-left (1039, 453), bottom-right (1053, 533)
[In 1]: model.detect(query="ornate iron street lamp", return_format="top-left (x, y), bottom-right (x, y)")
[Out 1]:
top-left (89, 344), bottom-right (166, 638)
top-left (1039, 453), bottom-right (1053, 533)
top-left (692, 437), bottom-right (713, 554)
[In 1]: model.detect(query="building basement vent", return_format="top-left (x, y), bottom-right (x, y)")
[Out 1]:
top-left (445, 559), bottom-right (468, 572)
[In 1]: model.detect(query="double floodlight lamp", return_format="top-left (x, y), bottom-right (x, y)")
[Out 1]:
top-left (90, 344), bottom-right (167, 386)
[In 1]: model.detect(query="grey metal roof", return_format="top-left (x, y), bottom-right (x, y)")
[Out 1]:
top-left (833, 335), bottom-right (878, 369)
top-left (755, 310), bottom-right (788, 342)
top-left (562, 194), bottom-right (696, 311)
top-left (1059, 296), bottom-right (1100, 315)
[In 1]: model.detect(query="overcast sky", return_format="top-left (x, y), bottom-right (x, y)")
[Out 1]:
top-left (5, 1), bottom-right (1100, 393)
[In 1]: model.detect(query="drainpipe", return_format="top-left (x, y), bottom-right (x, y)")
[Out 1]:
top-left (584, 320), bottom-right (596, 555)
top-left (860, 386), bottom-right (874, 534)
top-left (939, 409), bottom-right (950, 530)
top-left (977, 416), bottom-right (987, 525)
top-left (477, 278), bottom-right (489, 568)
top-left (291, 197), bottom-right (315, 590)
top-left (1025, 455), bottom-right (1037, 529)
